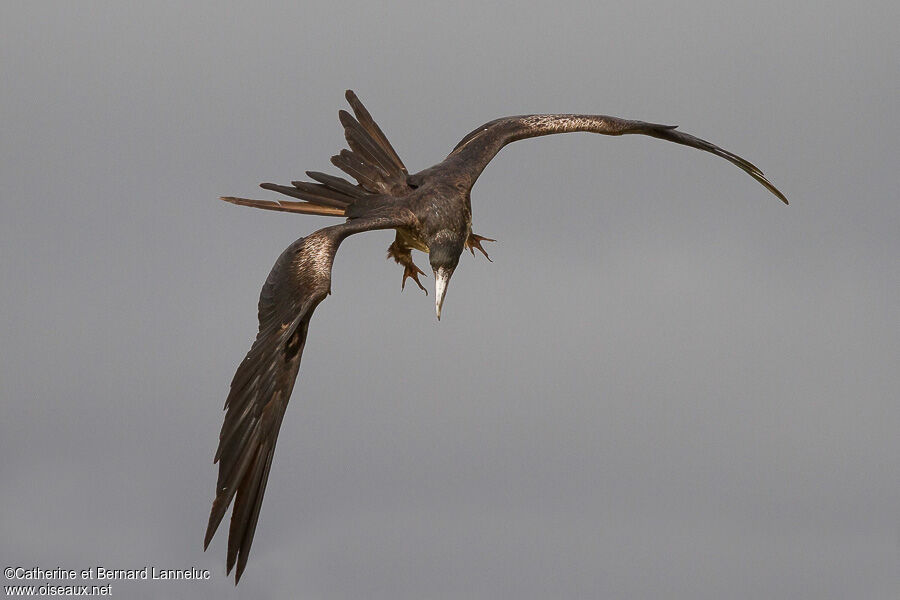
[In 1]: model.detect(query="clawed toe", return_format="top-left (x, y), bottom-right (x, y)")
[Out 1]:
top-left (388, 241), bottom-right (428, 295)
top-left (402, 262), bottom-right (428, 294)
top-left (466, 233), bottom-right (496, 262)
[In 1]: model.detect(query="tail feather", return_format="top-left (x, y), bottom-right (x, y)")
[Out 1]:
top-left (220, 196), bottom-right (346, 217)
top-left (344, 90), bottom-right (407, 174)
top-left (331, 150), bottom-right (385, 192)
top-left (221, 91), bottom-right (413, 224)
top-left (329, 91), bottom-right (410, 195)
top-left (339, 110), bottom-right (396, 177)
top-left (260, 182), bottom-right (352, 208)
top-left (302, 171), bottom-right (367, 199)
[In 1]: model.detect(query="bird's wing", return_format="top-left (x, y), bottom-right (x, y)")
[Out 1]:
top-left (330, 90), bottom-right (411, 196)
top-left (204, 211), bottom-right (412, 584)
top-left (447, 114), bottom-right (787, 204)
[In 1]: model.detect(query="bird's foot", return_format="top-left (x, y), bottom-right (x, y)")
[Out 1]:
top-left (466, 233), bottom-right (496, 262)
top-left (402, 262), bottom-right (427, 294)
top-left (387, 242), bottom-right (428, 294)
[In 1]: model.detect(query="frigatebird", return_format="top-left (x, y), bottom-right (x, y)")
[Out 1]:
top-left (205, 90), bottom-right (787, 582)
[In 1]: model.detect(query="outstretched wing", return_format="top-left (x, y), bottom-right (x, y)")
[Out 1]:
top-left (205, 212), bottom-right (411, 584)
top-left (446, 114), bottom-right (787, 204)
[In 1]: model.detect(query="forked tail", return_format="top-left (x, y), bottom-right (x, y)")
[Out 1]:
top-left (221, 90), bottom-right (412, 217)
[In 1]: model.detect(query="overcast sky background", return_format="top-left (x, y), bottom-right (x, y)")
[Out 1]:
top-left (2, 1), bottom-right (898, 598)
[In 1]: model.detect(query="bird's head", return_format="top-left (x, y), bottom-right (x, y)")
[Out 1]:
top-left (429, 230), bottom-right (464, 321)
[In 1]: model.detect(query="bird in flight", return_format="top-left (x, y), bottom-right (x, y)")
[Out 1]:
top-left (205, 90), bottom-right (787, 583)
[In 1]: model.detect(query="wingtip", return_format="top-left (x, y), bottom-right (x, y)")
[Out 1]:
top-left (226, 553), bottom-right (235, 579)
top-left (204, 508), bottom-right (222, 551)
top-left (225, 552), bottom-right (249, 585)
top-left (773, 185), bottom-right (789, 205)
top-left (203, 523), bottom-right (215, 551)
top-left (207, 534), bottom-right (248, 584)
top-left (768, 186), bottom-right (788, 204)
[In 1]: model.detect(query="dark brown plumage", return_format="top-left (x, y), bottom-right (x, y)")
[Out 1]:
top-left (207, 90), bottom-right (787, 583)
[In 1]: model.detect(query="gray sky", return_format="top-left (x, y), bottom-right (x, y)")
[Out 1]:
top-left (2, 1), bottom-right (897, 598)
